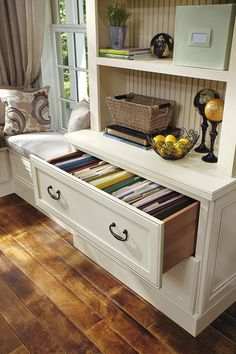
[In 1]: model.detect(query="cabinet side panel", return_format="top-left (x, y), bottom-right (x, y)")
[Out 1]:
top-left (213, 201), bottom-right (236, 290)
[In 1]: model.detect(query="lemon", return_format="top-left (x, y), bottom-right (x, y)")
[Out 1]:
top-left (175, 147), bottom-right (183, 157)
top-left (155, 140), bottom-right (165, 149)
top-left (153, 135), bottom-right (165, 144)
top-left (178, 138), bottom-right (189, 144)
top-left (165, 134), bottom-right (176, 144)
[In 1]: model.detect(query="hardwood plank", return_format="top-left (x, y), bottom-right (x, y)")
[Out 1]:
top-left (0, 313), bottom-right (22, 354)
top-left (0, 209), bottom-right (38, 236)
top-left (0, 251), bottom-right (43, 305)
top-left (226, 302), bottom-right (236, 320)
top-left (0, 200), bottom-right (46, 237)
top-left (0, 236), bottom-right (101, 331)
top-left (110, 286), bottom-right (161, 328)
top-left (15, 230), bottom-right (171, 353)
top-left (197, 326), bottom-right (236, 354)
top-left (15, 229), bottom-right (118, 318)
top-left (87, 321), bottom-right (138, 354)
top-left (9, 345), bottom-right (30, 354)
top-left (29, 223), bottom-right (122, 295)
top-left (61, 232), bottom-right (74, 246)
top-left (29, 295), bottom-right (102, 354)
top-left (104, 310), bottom-right (174, 354)
top-left (148, 312), bottom-right (213, 354)
top-left (211, 313), bottom-right (236, 343)
top-left (0, 280), bottom-right (65, 354)
top-left (0, 243), bottom-right (101, 353)
top-left (0, 193), bottom-right (25, 208)
top-left (39, 218), bottom-right (70, 238)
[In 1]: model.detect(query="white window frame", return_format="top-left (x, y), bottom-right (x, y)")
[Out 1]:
top-left (46, 0), bottom-right (88, 132)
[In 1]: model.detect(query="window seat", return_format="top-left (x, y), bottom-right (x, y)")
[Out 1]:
top-left (5, 132), bottom-right (72, 160)
top-left (1, 131), bottom-right (73, 204)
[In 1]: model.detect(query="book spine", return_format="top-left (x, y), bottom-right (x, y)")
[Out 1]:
top-left (100, 53), bottom-right (151, 60)
top-left (100, 53), bottom-right (130, 60)
top-left (105, 127), bottom-right (148, 146)
top-left (99, 48), bottom-right (130, 55)
top-left (103, 133), bottom-right (151, 150)
top-left (99, 48), bottom-right (151, 55)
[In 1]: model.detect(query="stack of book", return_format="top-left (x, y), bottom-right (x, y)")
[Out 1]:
top-left (55, 152), bottom-right (193, 220)
top-left (99, 47), bottom-right (151, 60)
top-left (104, 125), bottom-right (181, 149)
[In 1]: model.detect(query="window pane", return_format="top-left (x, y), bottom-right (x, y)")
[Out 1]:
top-left (56, 32), bottom-right (69, 66)
top-left (58, 0), bottom-right (78, 24)
top-left (78, 0), bottom-right (86, 24)
top-left (75, 33), bottom-right (87, 69)
top-left (58, 68), bottom-right (77, 100)
top-left (77, 71), bottom-right (89, 101)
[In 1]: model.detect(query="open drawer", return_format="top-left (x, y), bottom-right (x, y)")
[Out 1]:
top-left (31, 152), bottom-right (199, 289)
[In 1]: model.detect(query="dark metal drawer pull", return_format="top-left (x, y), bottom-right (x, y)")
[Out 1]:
top-left (47, 185), bottom-right (61, 200)
top-left (109, 222), bottom-right (128, 241)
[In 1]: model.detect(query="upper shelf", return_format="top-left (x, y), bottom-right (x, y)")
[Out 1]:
top-left (64, 130), bottom-right (236, 201)
top-left (97, 56), bottom-right (229, 82)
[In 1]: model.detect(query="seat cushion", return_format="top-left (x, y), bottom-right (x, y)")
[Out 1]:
top-left (5, 132), bottom-right (72, 160)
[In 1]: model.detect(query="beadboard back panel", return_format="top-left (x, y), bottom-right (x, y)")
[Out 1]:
top-left (98, 0), bottom-right (230, 139)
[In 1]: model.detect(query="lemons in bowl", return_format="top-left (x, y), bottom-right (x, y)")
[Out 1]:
top-left (150, 130), bottom-right (199, 160)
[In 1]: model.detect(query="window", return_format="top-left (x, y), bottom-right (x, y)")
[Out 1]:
top-left (51, 0), bottom-right (88, 130)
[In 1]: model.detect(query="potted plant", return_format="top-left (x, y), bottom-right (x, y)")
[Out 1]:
top-left (105, 2), bottom-right (131, 49)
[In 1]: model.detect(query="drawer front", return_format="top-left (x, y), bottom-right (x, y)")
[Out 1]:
top-left (0, 150), bottom-right (10, 184)
top-left (10, 151), bottom-right (33, 185)
top-left (31, 156), bottom-right (164, 287)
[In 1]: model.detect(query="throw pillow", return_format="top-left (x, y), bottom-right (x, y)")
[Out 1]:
top-left (2, 86), bottom-right (52, 135)
top-left (67, 99), bottom-right (90, 133)
top-left (0, 100), bottom-right (5, 125)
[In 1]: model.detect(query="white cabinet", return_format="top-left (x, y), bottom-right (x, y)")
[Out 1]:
top-left (83, 0), bottom-right (236, 335)
top-left (30, 0), bottom-right (236, 336)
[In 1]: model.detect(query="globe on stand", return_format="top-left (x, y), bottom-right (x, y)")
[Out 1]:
top-left (202, 98), bottom-right (224, 163)
top-left (194, 89), bottom-right (220, 153)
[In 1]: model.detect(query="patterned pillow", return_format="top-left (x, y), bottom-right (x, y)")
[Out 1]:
top-left (2, 87), bottom-right (52, 135)
top-left (0, 100), bottom-right (5, 125)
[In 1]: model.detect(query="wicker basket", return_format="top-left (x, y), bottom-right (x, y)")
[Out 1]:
top-left (106, 93), bottom-right (176, 133)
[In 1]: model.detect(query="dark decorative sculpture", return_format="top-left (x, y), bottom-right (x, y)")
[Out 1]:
top-left (202, 98), bottom-right (224, 163)
top-left (194, 89), bottom-right (220, 153)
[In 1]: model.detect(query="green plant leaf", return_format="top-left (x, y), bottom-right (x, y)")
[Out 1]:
top-left (105, 2), bottom-right (131, 26)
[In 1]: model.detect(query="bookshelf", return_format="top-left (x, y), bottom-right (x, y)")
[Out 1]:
top-left (87, 0), bottom-right (236, 178)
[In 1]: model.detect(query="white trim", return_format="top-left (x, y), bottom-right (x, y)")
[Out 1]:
top-left (57, 64), bottom-right (88, 72)
top-left (50, 24), bottom-right (87, 32)
top-left (41, 1), bottom-right (60, 130)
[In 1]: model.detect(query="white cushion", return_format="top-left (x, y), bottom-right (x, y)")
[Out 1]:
top-left (67, 99), bottom-right (90, 133)
top-left (5, 132), bottom-right (72, 160)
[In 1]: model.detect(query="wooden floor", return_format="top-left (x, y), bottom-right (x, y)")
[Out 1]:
top-left (0, 195), bottom-right (235, 354)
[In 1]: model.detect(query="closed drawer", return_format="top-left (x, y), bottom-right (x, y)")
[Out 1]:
top-left (10, 151), bottom-right (33, 185)
top-left (0, 149), bottom-right (10, 184)
top-left (31, 154), bottom-right (199, 288)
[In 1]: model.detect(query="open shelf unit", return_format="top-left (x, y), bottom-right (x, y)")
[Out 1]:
top-left (87, 0), bottom-right (236, 178)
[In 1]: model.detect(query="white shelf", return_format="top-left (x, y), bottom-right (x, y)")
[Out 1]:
top-left (64, 130), bottom-right (236, 201)
top-left (97, 56), bottom-right (229, 82)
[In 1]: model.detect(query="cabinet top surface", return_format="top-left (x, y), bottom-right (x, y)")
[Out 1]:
top-left (64, 130), bottom-right (236, 201)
